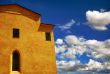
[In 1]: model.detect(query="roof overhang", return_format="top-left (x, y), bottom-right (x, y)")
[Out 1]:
top-left (38, 23), bottom-right (55, 32)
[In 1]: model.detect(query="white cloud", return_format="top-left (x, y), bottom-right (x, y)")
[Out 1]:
top-left (85, 40), bottom-right (103, 49)
top-left (87, 59), bottom-right (103, 70)
top-left (64, 49), bottom-right (76, 60)
top-left (57, 60), bottom-right (86, 71)
top-left (65, 35), bottom-right (88, 55)
top-left (86, 10), bottom-right (110, 30)
top-left (56, 39), bottom-right (64, 45)
top-left (65, 35), bottom-right (78, 45)
top-left (58, 19), bottom-right (75, 30)
top-left (56, 35), bottom-right (110, 57)
top-left (55, 45), bottom-right (67, 53)
top-left (57, 59), bottom-right (110, 72)
top-left (55, 35), bottom-right (110, 72)
top-left (85, 39), bottom-right (110, 56)
top-left (57, 59), bottom-right (104, 71)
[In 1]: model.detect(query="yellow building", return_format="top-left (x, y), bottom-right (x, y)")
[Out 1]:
top-left (0, 4), bottom-right (57, 74)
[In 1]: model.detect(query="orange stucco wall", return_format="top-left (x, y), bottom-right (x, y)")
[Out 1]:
top-left (0, 5), bottom-right (57, 74)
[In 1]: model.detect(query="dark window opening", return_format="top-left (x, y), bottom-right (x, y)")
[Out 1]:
top-left (12, 50), bottom-right (20, 71)
top-left (13, 28), bottom-right (19, 38)
top-left (45, 32), bottom-right (51, 41)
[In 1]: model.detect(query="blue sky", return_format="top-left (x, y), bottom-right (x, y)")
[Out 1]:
top-left (1, 0), bottom-right (110, 72)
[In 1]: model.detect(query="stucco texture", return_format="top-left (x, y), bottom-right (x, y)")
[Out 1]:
top-left (0, 4), bottom-right (57, 74)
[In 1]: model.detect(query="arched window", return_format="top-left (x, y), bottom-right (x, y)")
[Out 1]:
top-left (12, 50), bottom-right (20, 71)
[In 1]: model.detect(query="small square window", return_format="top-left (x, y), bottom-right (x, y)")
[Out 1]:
top-left (45, 32), bottom-right (51, 41)
top-left (13, 28), bottom-right (19, 38)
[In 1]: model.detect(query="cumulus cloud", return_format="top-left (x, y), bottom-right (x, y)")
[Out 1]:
top-left (56, 39), bottom-right (64, 45)
top-left (65, 36), bottom-right (88, 55)
top-left (85, 39), bottom-right (110, 56)
top-left (58, 19), bottom-right (75, 30)
top-left (57, 59), bottom-right (110, 72)
top-left (55, 35), bottom-right (110, 72)
top-left (55, 44), bottom-right (67, 53)
top-left (86, 10), bottom-right (110, 30)
top-left (57, 59), bottom-right (107, 72)
top-left (65, 35), bottom-right (78, 45)
top-left (56, 35), bottom-right (110, 57)
top-left (57, 60), bottom-right (86, 71)
top-left (86, 59), bottom-right (103, 70)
